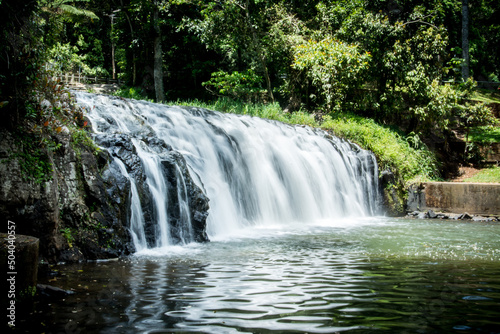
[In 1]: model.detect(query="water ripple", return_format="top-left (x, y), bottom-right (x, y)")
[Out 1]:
top-left (20, 219), bottom-right (500, 333)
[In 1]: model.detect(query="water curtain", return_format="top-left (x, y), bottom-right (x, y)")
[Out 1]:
top-left (76, 92), bottom-right (380, 250)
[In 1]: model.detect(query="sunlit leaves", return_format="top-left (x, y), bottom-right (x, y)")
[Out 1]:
top-left (202, 69), bottom-right (263, 101)
top-left (39, 0), bottom-right (99, 21)
top-left (292, 37), bottom-right (371, 111)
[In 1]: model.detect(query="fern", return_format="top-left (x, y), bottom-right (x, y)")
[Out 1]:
top-left (40, 0), bottom-right (99, 21)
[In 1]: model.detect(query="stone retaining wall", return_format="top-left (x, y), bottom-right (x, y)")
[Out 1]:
top-left (407, 182), bottom-right (500, 216)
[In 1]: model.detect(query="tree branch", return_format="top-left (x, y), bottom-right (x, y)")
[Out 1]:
top-left (403, 14), bottom-right (438, 29)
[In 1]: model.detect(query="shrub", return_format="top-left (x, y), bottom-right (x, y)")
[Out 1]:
top-left (291, 37), bottom-right (371, 111)
top-left (202, 69), bottom-right (264, 102)
top-left (320, 113), bottom-right (439, 183)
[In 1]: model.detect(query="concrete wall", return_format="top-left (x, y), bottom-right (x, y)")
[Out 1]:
top-left (407, 182), bottom-right (500, 215)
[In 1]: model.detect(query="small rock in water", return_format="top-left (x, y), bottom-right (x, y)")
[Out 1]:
top-left (37, 284), bottom-right (75, 298)
top-left (427, 210), bottom-right (437, 219)
top-left (458, 212), bottom-right (473, 220)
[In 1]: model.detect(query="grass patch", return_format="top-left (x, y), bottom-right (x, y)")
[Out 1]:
top-left (113, 86), bottom-right (152, 101)
top-left (461, 166), bottom-right (500, 183)
top-left (468, 126), bottom-right (500, 144)
top-left (172, 97), bottom-right (292, 123)
top-left (471, 88), bottom-right (500, 104)
top-left (320, 114), bottom-right (440, 183)
top-left (70, 128), bottom-right (101, 159)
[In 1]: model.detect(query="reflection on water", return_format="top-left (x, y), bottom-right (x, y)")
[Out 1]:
top-left (16, 218), bottom-right (500, 333)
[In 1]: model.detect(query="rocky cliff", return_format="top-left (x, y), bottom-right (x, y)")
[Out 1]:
top-left (0, 128), bottom-right (133, 263)
top-left (0, 125), bottom-right (210, 263)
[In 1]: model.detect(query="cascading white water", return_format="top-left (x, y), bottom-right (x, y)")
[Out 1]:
top-left (113, 157), bottom-right (147, 251)
top-left (132, 139), bottom-right (172, 247)
top-left (76, 92), bottom-right (380, 249)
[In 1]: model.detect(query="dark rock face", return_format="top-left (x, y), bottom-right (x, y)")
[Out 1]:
top-left (161, 151), bottom-right (209, 243)
top-left (95, 133), bottom-right (210, 247)
top-left (0, 128), bottom-right (132, 263)
top-left (379, 169), bottom-right (406, 216)
top-left (0, 125), bottom-right (211, 262)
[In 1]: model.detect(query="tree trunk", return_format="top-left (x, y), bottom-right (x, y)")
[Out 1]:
top-left (153, 2), bottom-right (164, 102)
top-left (462, 0), bottom-right (470, 81)
top-left (120, 0), bottom-right (137, 85)
top-left (111, 21), bottom-right (116, 80)
top-left (243, 0), bottom-right (274, 103)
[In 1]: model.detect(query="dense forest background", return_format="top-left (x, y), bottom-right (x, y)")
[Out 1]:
top-left (0, 0), bottom-right (499, 221)
top-left (1, 0), bottom-right (499, 159)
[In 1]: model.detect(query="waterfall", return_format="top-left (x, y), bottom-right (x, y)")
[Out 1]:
top-left (76, 92), bottom-right (380, 250)
top-left (113, 157), bottom-right (147, 251)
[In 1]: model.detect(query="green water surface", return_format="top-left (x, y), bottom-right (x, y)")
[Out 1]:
top-left (15, 218), bottom-right (500, 333)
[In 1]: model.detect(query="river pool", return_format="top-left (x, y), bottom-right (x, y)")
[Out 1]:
top-left (16, 218), bottom-right (500, 333)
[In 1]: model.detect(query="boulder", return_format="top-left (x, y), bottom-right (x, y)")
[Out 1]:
top-left (0, 233), bottom-right (39, 299)
top-left (427, 209), bottom-right (438, 219)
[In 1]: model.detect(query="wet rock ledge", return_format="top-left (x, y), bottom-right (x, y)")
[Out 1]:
top-left (0, 128), bottom-right (132, 263)
top-left (406, 209), bottom-right (499, 222)
top-left (0, 124), bottom-right (210, 263)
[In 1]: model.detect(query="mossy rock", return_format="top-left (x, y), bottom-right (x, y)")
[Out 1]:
top-left (0, 233), bottom-right (39, 300)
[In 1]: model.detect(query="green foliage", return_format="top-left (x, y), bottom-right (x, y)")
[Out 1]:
top-left (405, 79), bottom-right (460, 133)
top-left (47, 40), bottom-right (108, 77)
top-left (39, 0), bottom-right (99, 21)
top-left (287, 111), bottom-right (318, 128)
top-left (71, 128), bottom-right (101, 158)
top-left (60, 227), bottom-right (75, 247)
top-left (29, 70), bottom-right (88, 136)
top-left (320, 4), bottom-right (457, 133)
top-left (468, 126), bottom-right (500, 144)
top-left (460, 166), bottom-right (500, 183)
top-left (320, 113), bottom-right (439, 183)
top-left (0, 0), bottom-right (43, 127)
top-left (202, 69), bottom-right (264, 101)
top-left (10, 132), bottom-right (54, 184)
top-left (19, 285), bottom-right (37, 299)
top-left (453, 79), bottom-right (498, 144)
top-left (457, 101), bottom-right (497, 134)
top-left (174, 97), bottom-right (289, 123)
top-left (180, 1), bottom-right (258, 69)
top-left (292, 37), bottom-right (371, 111)
top-left (113, 86), bottom-right (151, 101)
top-left (471, 89), bottom-right (500, 104)
top-left (178, 97), bottom-right (313, 125)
